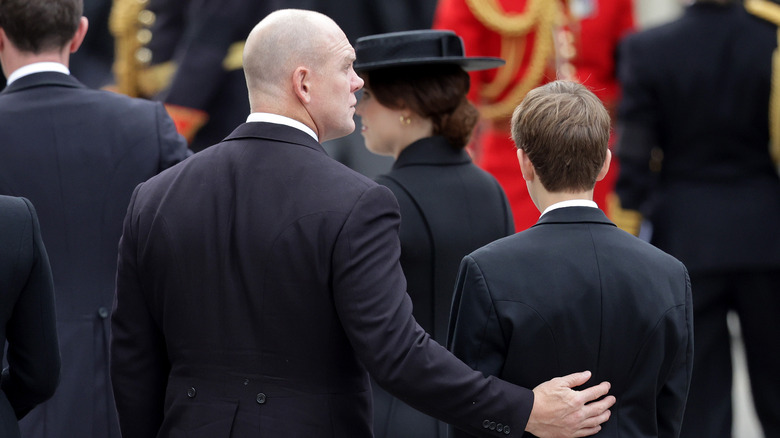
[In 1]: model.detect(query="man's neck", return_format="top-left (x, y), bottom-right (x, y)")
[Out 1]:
top-left (2, 48), bottom-right (69, 80)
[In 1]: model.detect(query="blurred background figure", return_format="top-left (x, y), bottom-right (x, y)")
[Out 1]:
top-left (70, 0), bottom-right (115, 88)
top-left (353, 30), bottom-right (514, 438)
top-left (0, 196), bottom-right (60, 438)
top-left (432, 0), bottom-right (635, 231)
top-left (0, 0), bottom-right (191, 436)
top-left (614, 0), bottom-right (780, 437)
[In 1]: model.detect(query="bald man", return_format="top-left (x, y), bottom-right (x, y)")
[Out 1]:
top-left (110, 9), bottom-right (615, 438)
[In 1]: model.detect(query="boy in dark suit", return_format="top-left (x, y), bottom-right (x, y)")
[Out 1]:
top-left (449, 80), bottom-right (694, 437)
top-left (0, 1), bottom-right (191, 437)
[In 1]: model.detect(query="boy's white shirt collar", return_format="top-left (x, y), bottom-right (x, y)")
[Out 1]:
top-left (540, 199), bottom-right (598, 217)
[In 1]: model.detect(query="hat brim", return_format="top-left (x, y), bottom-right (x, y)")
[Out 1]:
top-left (354, 56), bottom-right (505, 73)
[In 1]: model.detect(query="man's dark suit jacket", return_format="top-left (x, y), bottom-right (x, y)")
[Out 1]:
top-left (449, 207), bottom-right (694, 437)
top-left (0, 196), bottom-right (59, 438)
top-left (111, 122), bottom-right (532, 438)
top-left (0, 71), bottom-right (190, 438)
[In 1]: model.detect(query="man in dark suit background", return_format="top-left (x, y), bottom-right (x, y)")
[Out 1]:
top-left (0, 1), bottom-right (191, 437)
top-left (448, 80), bottom-right (693, 437)
top-left (614, 0), bottom-right (780, 436)
top-left (0, 196), bottom-right (60, 438)
top-left (110, 9), bottom-right (616, 438)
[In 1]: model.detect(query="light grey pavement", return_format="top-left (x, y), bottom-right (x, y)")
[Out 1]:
top-left (730, 312), bottom-right (764, 438)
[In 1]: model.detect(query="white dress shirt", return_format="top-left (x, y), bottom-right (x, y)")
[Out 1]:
top-left (540, 199), bottom-right (598, 218)
top-left (6, 62), bottom-right (70, 85)
top-left (246, 112), bottom-right (318, 142)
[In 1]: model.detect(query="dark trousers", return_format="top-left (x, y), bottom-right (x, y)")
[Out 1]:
top-left (680, 269), bottom-right (780, 438)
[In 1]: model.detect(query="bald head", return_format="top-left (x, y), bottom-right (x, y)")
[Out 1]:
top-left (242, 9), bottom-right (363, 142)
top-left (243, 9), bottom-right (339, 108)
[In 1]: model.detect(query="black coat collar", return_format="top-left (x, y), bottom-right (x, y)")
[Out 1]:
top-left (533, 206), bottom-right (616, 228)
top-left (1, 71), bottom-right (84, 95)
top-left (392, 136), bottom-right (471, 169)
top-left (224, 122), bottom-right (327, 155)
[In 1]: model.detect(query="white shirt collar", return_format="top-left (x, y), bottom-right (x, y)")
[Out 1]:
top-left (6, 62), bottom-right (70, 85)
top-left (540, 199), bottom-right (598, 217)
top-left (246, 113), bottom-right (318, 142)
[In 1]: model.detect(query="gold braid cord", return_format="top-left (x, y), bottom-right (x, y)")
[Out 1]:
top-left (482, 36), bottom-right (525, 100)
top-left (466, 0), bottom-right (561, 121)
top-left (109, 0), bottom-right (148, 97)
top-left (746, 0), bottom-right (780, 165)
top-left (466, 0), bottom-right (544, 37)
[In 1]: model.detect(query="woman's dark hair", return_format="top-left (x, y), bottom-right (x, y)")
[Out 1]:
top-left (360, 64), bottom-right (479, 149)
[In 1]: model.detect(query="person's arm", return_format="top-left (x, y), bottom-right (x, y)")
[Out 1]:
top-left (154, 102), bottom-right (192, 170)
top-left (656, 266), bottom-right (694, 437)
top-left (110, 185), bottom-right (171, 438)
top-left (332, 185), bottom-right (613, 437)
top-left (1, 198), bottom-right (60, 419)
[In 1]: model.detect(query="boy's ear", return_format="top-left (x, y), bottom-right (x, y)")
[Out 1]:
top-left (596, 149), bottom-right (612, 182)
top-left (517, 148), bottom-right (535, 182)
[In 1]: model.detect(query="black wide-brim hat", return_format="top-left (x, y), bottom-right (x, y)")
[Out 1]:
top-left (353, 30), bottom-right (505, 72)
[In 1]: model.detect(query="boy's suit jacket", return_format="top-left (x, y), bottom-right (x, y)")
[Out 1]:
top-left (450, 207), bottom-right (694, 438)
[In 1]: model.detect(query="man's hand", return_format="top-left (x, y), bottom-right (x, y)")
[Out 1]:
top-left (525, 371), bottom-right (615, 438)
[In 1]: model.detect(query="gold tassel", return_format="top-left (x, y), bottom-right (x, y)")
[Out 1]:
top-left (745, 0), bottom-right (780, 165)
top-left (606, 193), bottom-right (643, 237)
top-left (109, 0), bottom-right (150, 97)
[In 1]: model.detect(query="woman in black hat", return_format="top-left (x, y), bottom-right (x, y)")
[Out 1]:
top-left (354, 30), bottom-right (515, 438)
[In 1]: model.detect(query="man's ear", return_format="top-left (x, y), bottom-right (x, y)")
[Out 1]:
top-left (69, 17), bottom-right (89, 54)
top-left (292, 66), bottom-right (312, 104)
top-left (596, 149), bottom-right (612, 182)
top-left (0, 27), bottom-right (11, 52)
top-left (516, 148), bottom-right (535, 182)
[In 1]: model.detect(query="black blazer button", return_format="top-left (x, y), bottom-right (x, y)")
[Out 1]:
top-left (482, 420), bottom-right (491, 429)
top-left (97, 307), bottom-right (109, 319)
top-left (504, 425), bottom-right (511, 435)
top-left (186, 387), bottom-right (196, 398)
top-left (489, 421), bottom-right (496, 430)
top-left (496, 423), bottom-right (503, 432)
top-left (256, 393), bottom-right (266, 404)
